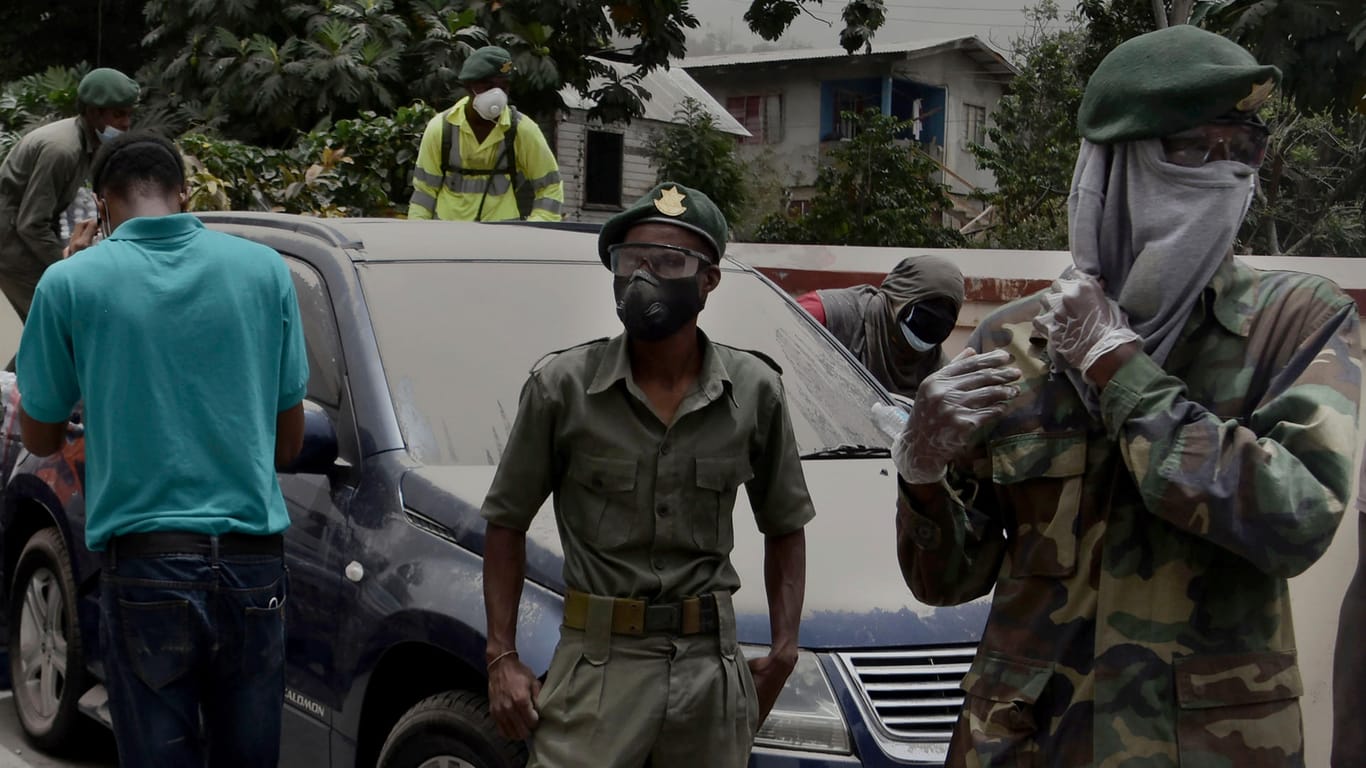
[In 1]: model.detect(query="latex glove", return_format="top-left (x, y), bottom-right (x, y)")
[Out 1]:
top-left (1034, 272), bottom-right (1141, 379)
top-left (893, 348), bottom-right (1021, 484)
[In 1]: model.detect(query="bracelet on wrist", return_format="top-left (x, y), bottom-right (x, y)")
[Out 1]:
top-left (487, 649), bottom-right (518, 670)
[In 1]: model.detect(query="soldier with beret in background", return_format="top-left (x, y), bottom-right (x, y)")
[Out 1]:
top-left (480, 182), bottom-right (814, 767)
top-left (408, 45), bottom-right (563, 222)
top-left (890, 26), bottom-right (1361, 766)
top-left (0, 68), bottom-right (138, 338)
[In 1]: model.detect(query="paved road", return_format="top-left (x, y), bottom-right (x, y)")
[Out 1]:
top-left (0, 693), bottom-right (115, 768)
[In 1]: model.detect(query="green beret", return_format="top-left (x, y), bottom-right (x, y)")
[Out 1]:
top-left (460, 46), bottom-right (513, 83)
top-left (77, 68), bottom-right (140, 109)
top-left (1078, 26), bottom-right (1281, 143)
top-left (598, 182), bottom-right (729, 267)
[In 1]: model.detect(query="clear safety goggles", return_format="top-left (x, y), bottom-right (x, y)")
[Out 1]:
top-left (608, 243), bottom-right (712, 279)
top-left (1160, 116), bottom-right (1270, 169)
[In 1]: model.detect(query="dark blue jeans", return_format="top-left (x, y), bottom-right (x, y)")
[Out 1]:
top-left (99, 548), bottom-right (286, 767)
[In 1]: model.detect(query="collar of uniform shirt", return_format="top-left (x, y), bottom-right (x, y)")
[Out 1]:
top-left (585, 331), bottom-right (738, 407)
top-left (103, 213), bottom-right (204, 242)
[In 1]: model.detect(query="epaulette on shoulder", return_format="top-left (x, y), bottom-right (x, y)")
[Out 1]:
top-left (716, 343), bottom-right (784, 375)
top-left (530, 337), bottom-right (610, 373)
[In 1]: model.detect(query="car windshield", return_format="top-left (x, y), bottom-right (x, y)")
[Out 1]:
top-left (359, 260), bottom-right (888, 466)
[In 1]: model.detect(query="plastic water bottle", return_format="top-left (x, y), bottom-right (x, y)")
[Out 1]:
top-left (870, 401), bottom-right (910, 440)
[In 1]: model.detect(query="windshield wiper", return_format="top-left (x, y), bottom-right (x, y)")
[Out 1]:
top-left (800, 444), bottom-right (891, 460)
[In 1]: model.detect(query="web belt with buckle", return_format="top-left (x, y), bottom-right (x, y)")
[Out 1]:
top-left (562, 589), bottom-right (719, 636)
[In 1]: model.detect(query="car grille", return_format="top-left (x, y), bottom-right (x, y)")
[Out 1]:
top-left (836, 645), bottom-right (976, 743)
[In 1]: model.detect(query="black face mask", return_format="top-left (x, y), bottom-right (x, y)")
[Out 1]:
top-left (899, 300), bottom-right (957, 347)
top-left (614, 270), bottom-right (705, 342)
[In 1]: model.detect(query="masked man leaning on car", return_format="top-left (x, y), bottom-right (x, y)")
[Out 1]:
top-left (480, 182), bottom-right (814, 767)
top-left (890, 26), bottom-right (1361, 767)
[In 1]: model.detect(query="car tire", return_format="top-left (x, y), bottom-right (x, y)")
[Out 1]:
top-left (377, 689), bottom-right (528, 768)
top-left (8, 526), bottom-right (88, 752)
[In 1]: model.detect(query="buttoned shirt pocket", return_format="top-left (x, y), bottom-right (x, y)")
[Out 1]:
top-left (693, 455), bottom-right (755, 551)
top-left (990, 432), bottom-right (1086, 579)
top-left (564, 454), bottom-right (639, 551)
top-left (1173, 650), bottom-right (1304, 766)
top-left (958, 652), bottom-right (1053, 768)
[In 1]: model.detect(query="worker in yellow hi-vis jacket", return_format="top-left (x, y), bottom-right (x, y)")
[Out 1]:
top-left (408, 46), bottom-right (564, 222)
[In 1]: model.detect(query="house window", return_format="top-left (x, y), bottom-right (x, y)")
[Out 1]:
top-left (584, 130), bottom-right (624, 207)
top-left (725, 94), bottom-right (784, 144)
top-left (833, 90), bottom-right (876, 139)
top-left (964, 104), bottom-right (988, 146)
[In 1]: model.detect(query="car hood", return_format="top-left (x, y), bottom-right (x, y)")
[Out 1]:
top-left (401, 459), bottom-right (988, 650)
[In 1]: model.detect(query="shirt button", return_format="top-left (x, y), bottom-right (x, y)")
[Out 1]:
top-left (660, 443), bottom-right (671, 456)
top-left (652, 558), bottom-right (665, 570)
top-left (656, 504), bottom-right (669, 517)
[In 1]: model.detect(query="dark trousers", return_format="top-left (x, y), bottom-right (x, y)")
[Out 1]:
top-left (99, 544), bottom-right (287, 767)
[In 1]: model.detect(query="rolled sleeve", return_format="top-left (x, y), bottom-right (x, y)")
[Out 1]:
top-left (481, 372), bottom-right (557, 532)
top-left (16, 271), bottom-right (79, 423)
top-left (745, 381), bottom-right (816, 536)
top-left (277, 271), bottom-right (309, 411)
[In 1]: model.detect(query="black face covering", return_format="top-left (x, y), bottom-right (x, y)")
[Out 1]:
top-left (614, 270), bottom-right (705, 342)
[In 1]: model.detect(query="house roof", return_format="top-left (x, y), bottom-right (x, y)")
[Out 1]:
top-left (681, 35), bottom-right (1018, 81)
top-left (559, 59), bottom-right (750, 136)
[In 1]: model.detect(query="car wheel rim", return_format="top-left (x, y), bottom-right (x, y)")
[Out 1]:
top-left (416, 758), bottom-right (477, 768)
top-left (16, 566), bottom-right (66, 730)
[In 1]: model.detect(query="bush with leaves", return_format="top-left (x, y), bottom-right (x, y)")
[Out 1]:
top-left (754, 109), bottom-right (964, 248)
top-left (0, 65), bottom-right (86, 165)
top-left (1242, 105), bottom-right (1366, 256)
top-left (180, 103), bottom-right (434, 216)
top-left (646, 98), bottom-right (746, 227)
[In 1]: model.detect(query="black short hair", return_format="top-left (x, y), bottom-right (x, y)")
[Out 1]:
top-left (91, 130), bottom-right (185, 197)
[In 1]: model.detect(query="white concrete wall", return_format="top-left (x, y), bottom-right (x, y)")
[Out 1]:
top-left (555, 111), bottom-right (665, 224)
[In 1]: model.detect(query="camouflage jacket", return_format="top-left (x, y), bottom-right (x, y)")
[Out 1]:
top-left (898, 257), bottom-right (1362, 767)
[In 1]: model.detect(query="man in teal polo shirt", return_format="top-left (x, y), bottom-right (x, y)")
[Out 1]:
top-left (17, 131), bottom-right (308, 767)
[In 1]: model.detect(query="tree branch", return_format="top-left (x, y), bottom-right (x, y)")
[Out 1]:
top-left (1152, 0), bottom-right (1169, 28)
top-left (1171, 0), bottom-right (1195, 25)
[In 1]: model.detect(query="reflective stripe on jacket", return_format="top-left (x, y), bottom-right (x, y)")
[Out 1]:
top-left (408, 98), bottom-right (564, 222)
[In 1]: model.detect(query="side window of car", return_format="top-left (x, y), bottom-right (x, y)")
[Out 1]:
top-left (284, 257), bottom-right (345, 409)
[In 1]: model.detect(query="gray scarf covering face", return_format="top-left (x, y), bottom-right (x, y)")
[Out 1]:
top-left (1060, 138), bottom-right (1256, 405)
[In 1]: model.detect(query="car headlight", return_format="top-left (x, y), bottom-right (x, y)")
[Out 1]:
top-left (740, 644), bottom-right (851, 754)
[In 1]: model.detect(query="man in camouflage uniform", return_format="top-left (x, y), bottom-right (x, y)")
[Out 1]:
top-left (481, 182), bottom-right (813, 767)
top-left (891, 26), bottom-right (1362, 766)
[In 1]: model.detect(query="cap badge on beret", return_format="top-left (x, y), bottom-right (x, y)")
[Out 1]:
top-left (500, 61), bottom-right (513, 74)
top-left (1236, 80), bottom-right (1275, 112)
top-left (654, 186), bottom-right (687, 217)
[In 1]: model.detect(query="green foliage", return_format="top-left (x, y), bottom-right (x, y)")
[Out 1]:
top-left (0, 0), bottom-right (145, 83)
top-left (646, 98), bottom-right (746, 227)
top-left (968, 1), bottom-right (1089, 249)
top-left (1197, 0), bottom-right (1366, 117)
top-left (754, 109), bottom-right (964, 248)
top-left (0, 65), bottom-right (87, 165)
top-left (181, 102), bottom-right (435, 216)
top-left (1240, 105), bottom-right (1366, 256)
top-left (132, 0), bottom-right (879, 146)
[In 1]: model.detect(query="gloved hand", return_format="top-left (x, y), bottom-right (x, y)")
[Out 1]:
top-left (1034, 270), bottom-right (1141, 380)
top-left (893, 348), bottom-right (1021, 484)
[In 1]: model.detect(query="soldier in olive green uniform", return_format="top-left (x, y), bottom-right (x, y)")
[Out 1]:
top-left (890, 27), bottom-right (1362, 767)
top-left (481, 182), bottom-right (814, 767)
top-left (0, 68), bottom-right (139, 323)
